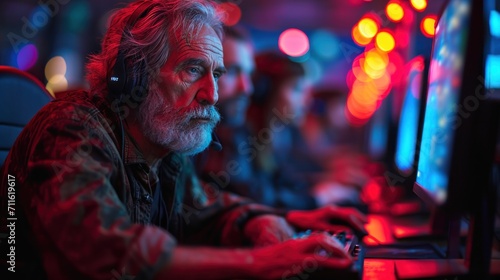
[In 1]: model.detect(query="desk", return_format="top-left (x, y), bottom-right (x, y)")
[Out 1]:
top-left (363, 259), bottom-right (396, 280)
top-left (363, 259), bottom-right (500, 279)
top-left (361, 214), bottom-right (500, 279)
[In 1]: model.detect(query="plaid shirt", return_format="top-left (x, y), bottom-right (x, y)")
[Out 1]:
top-left (0, 90), bottom-right (276, 279)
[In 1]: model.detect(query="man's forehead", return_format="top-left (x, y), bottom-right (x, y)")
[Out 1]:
top-left (172, 29), bottom-right (224, 63)
top-left (177, 26), bottom-right (222, 50)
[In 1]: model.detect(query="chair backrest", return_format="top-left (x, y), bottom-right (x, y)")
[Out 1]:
top-left (0, 66), bottom-right (53, 166)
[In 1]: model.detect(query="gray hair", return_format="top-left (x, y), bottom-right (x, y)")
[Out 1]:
top-left (85, 0), bottom-right (223, 96)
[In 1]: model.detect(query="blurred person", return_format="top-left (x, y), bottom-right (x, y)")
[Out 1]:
top-left (246, 51), bottom-right (320, 207)
top-left (302, 88), bottom-right (370, 189)
top-left (194, 26), bottom-right (278, 206)
top-left (195, 29), bottom-right (318, 209)
top-left (302, 88), bottom-right (363, 158)
top-left (247, 52), bottom-right (367, 210)
top-left (0, 1), bottom-right (367, 279)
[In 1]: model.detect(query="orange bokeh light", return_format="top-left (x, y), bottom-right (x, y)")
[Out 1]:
top-left (352, 24), bottom-right (372, 46)
top-left (375, 31), bottom-right (395, 52)
top-left (410, 0), bottom-right (427, 12)
top-left (386, 2), bottom-right (404, 22)
top-left (353, 65), bottom-right (372, 83)
top-left (365, 48), bottom-right (389, 71)
top-left (421, 15), bottom-right (437, 37)
top-left (358, 17), bottom-right (379, 38)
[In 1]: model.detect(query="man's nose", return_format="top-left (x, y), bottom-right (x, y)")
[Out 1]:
top-left (197, 76), bottom-right (219, 105)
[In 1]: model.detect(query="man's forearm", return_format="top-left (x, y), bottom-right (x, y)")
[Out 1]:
top-left (157, 246), bottom-right (259, 279)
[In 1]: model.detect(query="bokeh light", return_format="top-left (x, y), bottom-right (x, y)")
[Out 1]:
top-left (45, 56), bottom-right (68, 96)
top-left (491, 10), bottom-right (500, 37)
top-left (17, 44), bottom-right (38, 71)
top-left (358, 18), bottom-right (378, 38)
top-left (486, 55), bottom-right (500, 88)
top-left (67, 1), bottom-right (91, 32)
top-left (45, 56), bottom-right (67, 81)
top-left (410, 0), bottom-right (427, 12)
top-left (375, 31), bottom-right (395, 52)
top-left (421, 15), bottom-right (437, 37)
top-left (217, 2), bottom-right (242, 26)
top-left (386, 2), bottom-right (404, 22)
top-left (279, 28), bottom-right (310, 57)
top-left (352, 24), bottom-right (372, 46)
top-left (353, 65), bottom-right (372, 83)
top-left (46, 74), bottom-right (68, 96)
top-left (365, 49), bottom-right (389, 71)
top-left (310, 30), bottom-right (340, 60)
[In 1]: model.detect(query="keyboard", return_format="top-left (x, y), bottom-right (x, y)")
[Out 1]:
top-left (293, 230), bottom-right (365, 279)
top-left (333, 230), bottom-right (365, 280)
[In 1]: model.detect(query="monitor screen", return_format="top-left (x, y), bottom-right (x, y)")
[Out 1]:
top-left (368, 98), bottom-right (389, 160)
top-left (486, 1), bottom-right (500, 99)
top-left (415, 0), bottom-right (472, 205)
top-left (395, 57), bottom-right (426, 174)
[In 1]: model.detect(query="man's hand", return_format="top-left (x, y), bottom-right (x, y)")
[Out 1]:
top-left (243, 214), bottom-right (296, 247)
top-left (285, 206), bottom-right (368, 235)
top-left (251, 232), bottom-right (352, 279)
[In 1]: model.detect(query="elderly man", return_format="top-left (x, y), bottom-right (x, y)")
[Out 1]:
top-left (0, 0), bottom-right (366, 279)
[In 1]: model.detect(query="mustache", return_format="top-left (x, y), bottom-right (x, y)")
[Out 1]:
top-left (183, 106), bottom-right (221, 123)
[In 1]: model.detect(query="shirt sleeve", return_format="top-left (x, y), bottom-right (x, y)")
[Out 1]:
top-left (3, 104), bottom-right (177, 280)
top-left (178, 157), bottom-right (287, 247)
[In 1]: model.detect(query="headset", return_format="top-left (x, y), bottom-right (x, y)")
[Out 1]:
top-left (107, 1), bottom-right (223, 155)
top-left (107, 1), bottom-right (155, 161)
top-left (107, 1), bottom-right (154, 102)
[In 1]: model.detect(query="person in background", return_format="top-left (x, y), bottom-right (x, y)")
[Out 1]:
top-left (301, 88), bottom-right (371, 205)
top-left (198, 29), bottom-right (367, 211)
top-left (249, 52), bottom-right (373, 210)
top-left (245, 51), bottom-right (322, 209)
top-left (247, 51), bottom-right (370, 210)
top-left (0, 1), bottom-right (367, 279)
top-left (194, 26), bottom-right (278, 207)
top-left (302, 88), bottom-right (364, 160)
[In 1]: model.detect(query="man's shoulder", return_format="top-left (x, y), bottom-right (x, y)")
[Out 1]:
top-left (49, 89), bottom-right (105, 113)
top-left (17, 89), bottom-right (118, 147)
top-left (36, 90), bottom-right (115, 124)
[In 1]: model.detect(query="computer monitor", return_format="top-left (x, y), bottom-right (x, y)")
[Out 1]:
top-left (394, 56), bottom-right (429, 179)
top-left (381, 56), bottom-right (431, 218)
top-left (485, 0), bottom-right (500, 100)
top-left (411, 0), bottom-right (499, 277)
top-left (414, 0), bottom-right (497, 213)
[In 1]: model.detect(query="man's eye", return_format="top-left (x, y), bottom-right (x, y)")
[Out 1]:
top-left (188, 67), bottom-right (200, 74)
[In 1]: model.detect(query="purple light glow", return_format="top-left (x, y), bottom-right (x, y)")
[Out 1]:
top-left (17, 44), bottom-right (38, 71)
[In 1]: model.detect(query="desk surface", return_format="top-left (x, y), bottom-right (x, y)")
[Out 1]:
top-left (361, 214), bottom-right (500, 279)
top-left (363, 259), bottom-right (396, 280)
top-left (363, 259), bottom-right (500, 279)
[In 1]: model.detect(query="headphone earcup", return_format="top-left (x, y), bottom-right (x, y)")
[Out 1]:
top-left (124, 56), bottom-right (148, 103)
top-left (108, 50), bottom-right (127, 100)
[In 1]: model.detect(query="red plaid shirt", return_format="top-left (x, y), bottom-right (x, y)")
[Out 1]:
top-left (0, 90), bottom-right (277, 279)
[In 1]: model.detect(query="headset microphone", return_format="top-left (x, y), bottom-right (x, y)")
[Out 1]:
top-left (210, 132), bottom-right (222, 151)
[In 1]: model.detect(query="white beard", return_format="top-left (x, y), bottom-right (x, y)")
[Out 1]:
top-left (138, 88), bottom-right (220, 155)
